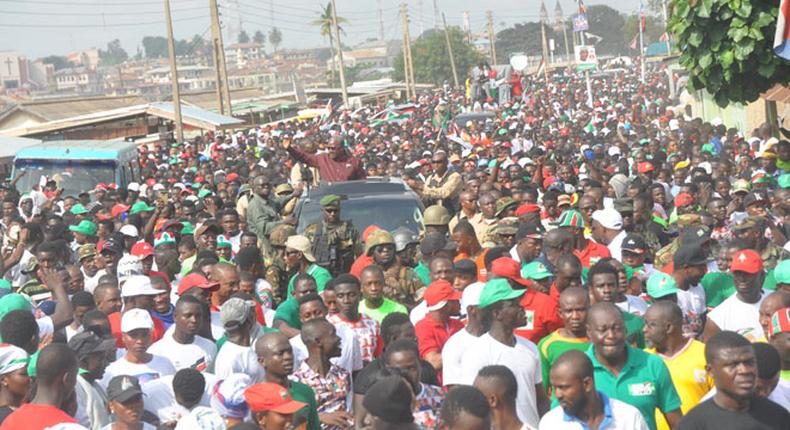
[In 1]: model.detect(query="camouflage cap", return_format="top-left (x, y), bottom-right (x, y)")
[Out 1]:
top-left (270, 224), bottom-right (297, 247)
top-left (495, 197), bottom-right (518, 217)
top-left (613, 198), bottom-right (634, 214)
top-left (733, 216), bottom-right (763, 231)
top-left (365, 230), bottom-right (395, 255)
top-left (319, 194), bottom-right (342, 207)
top-left (676, 214), bottom-right (702, 228)
top-left (78, 243), bottom-right (97, 261)
top-left (495, 218), bottom-right (519, 235)
top-left (275, 184), bottom-right (294, 195)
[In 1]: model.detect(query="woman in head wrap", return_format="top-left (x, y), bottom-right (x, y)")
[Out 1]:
top-left (211, 374), bottom-right (251, 428)
top-left (0, 344), bottom-right (30, 425)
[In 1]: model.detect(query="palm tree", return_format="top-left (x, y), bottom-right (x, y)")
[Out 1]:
top-left (311, 2), bottom-right (348, 84)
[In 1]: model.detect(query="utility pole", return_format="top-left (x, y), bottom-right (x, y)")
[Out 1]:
top-left (377, 0), bottom-right (385, 41)
top-left (486, 10), bottom-right (497, 65)
top-left (330, 0), bottom-right (349, 107)
top-left (210, 0), bottom-right (232, 115)
top-left (661, 0), bottom-right (671, 54)
top-left (418, 0), bottom-right (424, 36)
top-left (639, 3), bottom-right (646, 84)
top-left (164, 0), bottom-right (183, 143)
top-left (401, 3), bottom-right (416, 99)
top-left (441, 12), bottom-right (459, 88)
top-left (432, 0), bottom-right (439, 30)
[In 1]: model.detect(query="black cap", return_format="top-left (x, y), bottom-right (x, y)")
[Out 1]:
top-left (454, 259), bottom-right (477, 275)
top-left (101, 235), bottom-right (125, 255)
top-left (106, 375), bottom-right (144, 403)
top-left (680, 226), bottom-right (710, 246)
top-left (744, 191), bottom-right (768, 207)
top-left (362, 376), bottom-right (414, 424)
top-left (621, 234), bottom-right (648, 254)
top-left (67, 332), bottom-right (115, 359)
top-left (516, 223), bottom-right (544, 241)
top-left (673, 244), bottom-right (708, 267)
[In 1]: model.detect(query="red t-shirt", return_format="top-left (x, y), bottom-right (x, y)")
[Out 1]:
top-left (350, 254), bottom-right (374, 278)
top-left (514, 288), bottom-right (563, 344)
top-left (109, 310), bottom-right (166, 348)
top-left (414, 313), bottom-right (465, 358)
top-left (0, 403), bottom-right (77, 430)
top-left (574, 240), bottom-right (611, 268)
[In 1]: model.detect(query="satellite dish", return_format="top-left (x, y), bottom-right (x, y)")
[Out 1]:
top-left (510, 54), bottom-right (528, 71)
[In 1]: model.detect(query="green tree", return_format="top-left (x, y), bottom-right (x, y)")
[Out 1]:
top-left (238, 30), bottom-right (250, 44)
top-left (622, 14), bottom-right (664, 51)
top-left (393, 27), bottom-right (485, 86)
top-left (99, 39), bottom-right (128, 66)
top-left (269, 27), bottom-right (282, 52)
top-left (142, 36), bottom-right (168, 58)
top-left (495, 22), bottom-right (558, 61)
top-left (253, 30), bottom-right (266, 46)
top-left (585, 5), bottom-right (627, 55)
top-left (41, 55), bottom-right (70, 70)
top-left (669, 0), bottom-right (790, 106)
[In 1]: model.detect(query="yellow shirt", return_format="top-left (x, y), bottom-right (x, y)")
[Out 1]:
top-left (647, 338), bottom-right (713, 430)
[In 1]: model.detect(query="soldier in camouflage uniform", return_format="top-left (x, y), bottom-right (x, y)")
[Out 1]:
top-left (265, 224), bottom-right (296, 305)
top-left (733, 216), bottom-right (784, 270)
top-left (654, 216), bottom-right (706, 270)
top-left (366, 229), bottom-right (424, 308)
top-left (304, 194), bottom-right (361, 277)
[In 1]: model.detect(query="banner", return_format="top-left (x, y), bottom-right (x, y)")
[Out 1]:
top-left (574, 45), bottom-right (598, 71)
top-left (572, 13), bottom-right (589, 32)
top-left (776, 0), bottom-right (790, 59)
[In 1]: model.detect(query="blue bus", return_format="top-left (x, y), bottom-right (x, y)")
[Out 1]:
top-left (13, 140), bottom-right (141, 197)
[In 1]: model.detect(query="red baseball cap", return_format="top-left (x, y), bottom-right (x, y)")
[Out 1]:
top-left (730, 249), bottom-right (764, 274)
top-left (177, 273), bottom-right (220, 296)
top-left (111, 204), bottom-right (131, 218)
top-left (131, 242), bottom-right (154, 259)
top-left (424, 280), bottom-right (462, 311)
top-left (769, 307), bottom-right (790, 338)
top-left (226, 173), bottom-right (239, 182)
top-left (515, 204), bottom-right (541, 217)
top-left (245, 383), bottom-right (306, 414)
top-left (674, 192), bottom-right (694, 208)
top-left (490, 257), bottom-right (532, 288)
top-left (637, 161), bottom-right (654, 174)
top-left (145, 178), bottom-right (157, 188)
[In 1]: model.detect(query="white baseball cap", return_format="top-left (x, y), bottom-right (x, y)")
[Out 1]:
top-left (119, 225), bottom-right (139, 237)
top-left (117, 255), bottom-right (144, 284)
top-left (121, 308), bottom-right (154, 333)
top-left (121, 275), bottom-right (160, 298)
top-left (127, 182), bottom-right (141, 192)
top-left (592, 208), bottom-right (623, 230)
top-left (461, 282), bottom-right (485, 310)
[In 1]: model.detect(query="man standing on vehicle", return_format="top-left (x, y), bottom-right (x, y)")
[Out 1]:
top-left (283, 135), bottom-right (365, 182)
top-left (304, 194), bottom-right (360, 277)
top-left (406, 150), bottom-right (463, 216)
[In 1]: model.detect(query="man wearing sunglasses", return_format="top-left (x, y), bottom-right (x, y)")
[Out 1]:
top-left (304, 194), bottom-right (361, 277)
top-left (407, 150), bottom-right (463, 216)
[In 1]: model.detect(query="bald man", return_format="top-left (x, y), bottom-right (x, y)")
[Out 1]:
top-left (256, 332), bottom-right (320, 430)
top-left (209, 263), bottom-right (241, 310)
top-left (537, 287), bottom-right (590, 394)
top-left (474, 365), bottom-right (524, 430)
top-left (539, 349), bottom-right (649, 429)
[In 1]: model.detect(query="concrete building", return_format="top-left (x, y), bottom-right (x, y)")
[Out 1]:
top-left (0, 50), bottom-right (22, 90)
top-left (53, 67), bottom-right (101, 93)
top-left (225, 42), bottom-right (264, 68)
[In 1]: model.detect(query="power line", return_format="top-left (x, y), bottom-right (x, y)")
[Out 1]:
top-left (0, 15), bottom-right (208, 28)
top-left (0, 0), bottom-right (200, 5)
top-left (0, 6), bottom-right (206, 16)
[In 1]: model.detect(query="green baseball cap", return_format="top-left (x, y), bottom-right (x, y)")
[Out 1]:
top-left (130, 201), bottom-right (155, 215)
top-left (701, 143), bottom-right (715, 154)
top-left (647, 272), bottom-right (679, 299)
top-left (198, 189), bottom-right (213, 199)
top-left (775, 260), bottom-right (790, 284)
top-left (479, 278), bottom-right (526, 309)
top-left (731, 179), bottom-right (751, 194)
top-left (521, 261), bottom-right (553, 281)
top-left (180, 222), bottom-right (195, 235)
top-left (779, 174), bottom-right (790, 189)
top-left (69, 220), bottom-right (98, 237)
top-left (70, 204), bottom-right (89, 215)
top-left (217, 234), bottom-right (233, 249)
top-left (556, 209), bottom-right (584, 229)
top-left (0, 293), bottom-right (32, 321)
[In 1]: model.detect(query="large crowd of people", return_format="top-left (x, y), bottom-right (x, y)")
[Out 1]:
top-left (0, 60), bottom-right (789, 430)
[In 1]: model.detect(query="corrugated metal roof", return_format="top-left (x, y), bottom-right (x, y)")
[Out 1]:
top-left (148, 102), bottom-right (244, 128)
top-left (2, 95), bottom-right (149, 122)
top-left (762, 85), bottom-right (790, 104)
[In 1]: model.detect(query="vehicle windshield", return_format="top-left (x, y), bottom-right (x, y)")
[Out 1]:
top-left (14, 159), bottom-right (116, 197)
top-left (298, 197), bottom-right (424, 234)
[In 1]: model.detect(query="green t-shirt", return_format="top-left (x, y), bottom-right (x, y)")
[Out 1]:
top-left (701, 272), bottom-right (737, 308)
top-left (586, 345), bottom-right (682, 430)
top-left (623, 310), bottom-right (645, 349)
top-left (289, 380), bottom-right (321, 430)
top-left (180, 255), bottom-right (197, 277)
top-left (286, 264), bottom-right (332, 297)
top-left (359, 299), bottom-right (408, 324)
top-left (537, 330), bottom-right (589, 393)
top-left (415, 261), bottom-right (431, 286)
top-left (782, 369), bottom-right (790, 382)
top-left (273, 298), bottom-right (301, 330)
top-left (763, 269), bottom-right (777, 291)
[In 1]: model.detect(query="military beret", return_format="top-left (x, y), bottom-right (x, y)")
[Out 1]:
top-left (320, 194), bottom-right (341, 207)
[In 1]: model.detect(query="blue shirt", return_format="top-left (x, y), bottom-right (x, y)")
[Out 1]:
top-left (562, 392), bottom-right (615, 430)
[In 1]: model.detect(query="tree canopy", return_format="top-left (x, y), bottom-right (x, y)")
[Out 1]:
top-left (98, 39), bottom-right (128, 66)
top-left (269, 27), bottom-right (282, 52)
top-left (669, 0), bottom-right (790, 106)
top-left (393, 27), bottom-right (484, 85)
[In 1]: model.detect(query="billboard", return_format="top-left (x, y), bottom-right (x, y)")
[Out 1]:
top-left (574, 45), bottom-right (598, 70)
top-left (572, 14), bottom-right (589, 32)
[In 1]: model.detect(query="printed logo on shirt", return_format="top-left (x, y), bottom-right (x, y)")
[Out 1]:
top-left (693, 368), bottom-right (708, 384)
top-left (517, 311), bottom-right (535, 331)
top-left (628, 382), bottom-right (655, 396)
top-left (192, 357), bottom-right (207, 372)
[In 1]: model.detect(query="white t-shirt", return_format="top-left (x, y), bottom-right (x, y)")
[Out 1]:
top-left (101, 423), bottom-right (156, 430)
top-left (615, 295), bottom-right (648, 316)
top-left (82, 268), bottom-right (106, 294)
top-left (290, 323), bottom-right (363, 373)
top-left (143, 373), bottom-right (215, 423)
top-left (224, 338), bottom-right (266, 383)
top-left (36, 316), bottom-right (54, 338)
top-left (409, 301), bottom-right (428, 326)
top-left (65, 325), bottom-right (84, 342)
top-left (214, 340), bottom-right (251, 380)
top-left (148, 330), bottom-right (216, 372)
top-left (210, 311), bottom-right (225, 340)
top-left (676, 285), bottom-right (707, 339)
top-left (769, 379), bottom-right (790, 413)
top-left (708, 291), bottom-right (766, 341)
top-left (459, 333), bottom-right (542, 427)
top-left (441, 329), bottom-right (480, 386)
top-left (538, 397), bottom-right (649, 430)
top-left (4, 249), bottom-right (33, 288)
top-left (101, 354), bottom-right (177, 388)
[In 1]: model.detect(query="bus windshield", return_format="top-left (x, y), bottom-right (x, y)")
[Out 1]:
top-left (14, 159), bottom-right (116, 197)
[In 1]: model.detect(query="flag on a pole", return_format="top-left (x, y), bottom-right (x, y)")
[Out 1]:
top-left (578, 0), bottom-right (586, 15)
top-left (535, 59), bottom-right (546, 77)
top-left (659, 32), bottom-right (669, 42)
top-left (319, 99), bottom-right (333, 124)
top-left (775, 0), bottom-right (790, 59)
top-left (630, 34), bottom-right (639, 50)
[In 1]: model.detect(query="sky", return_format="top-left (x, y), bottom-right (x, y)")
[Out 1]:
top-left (0, 0), bottom-right (641, 59)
